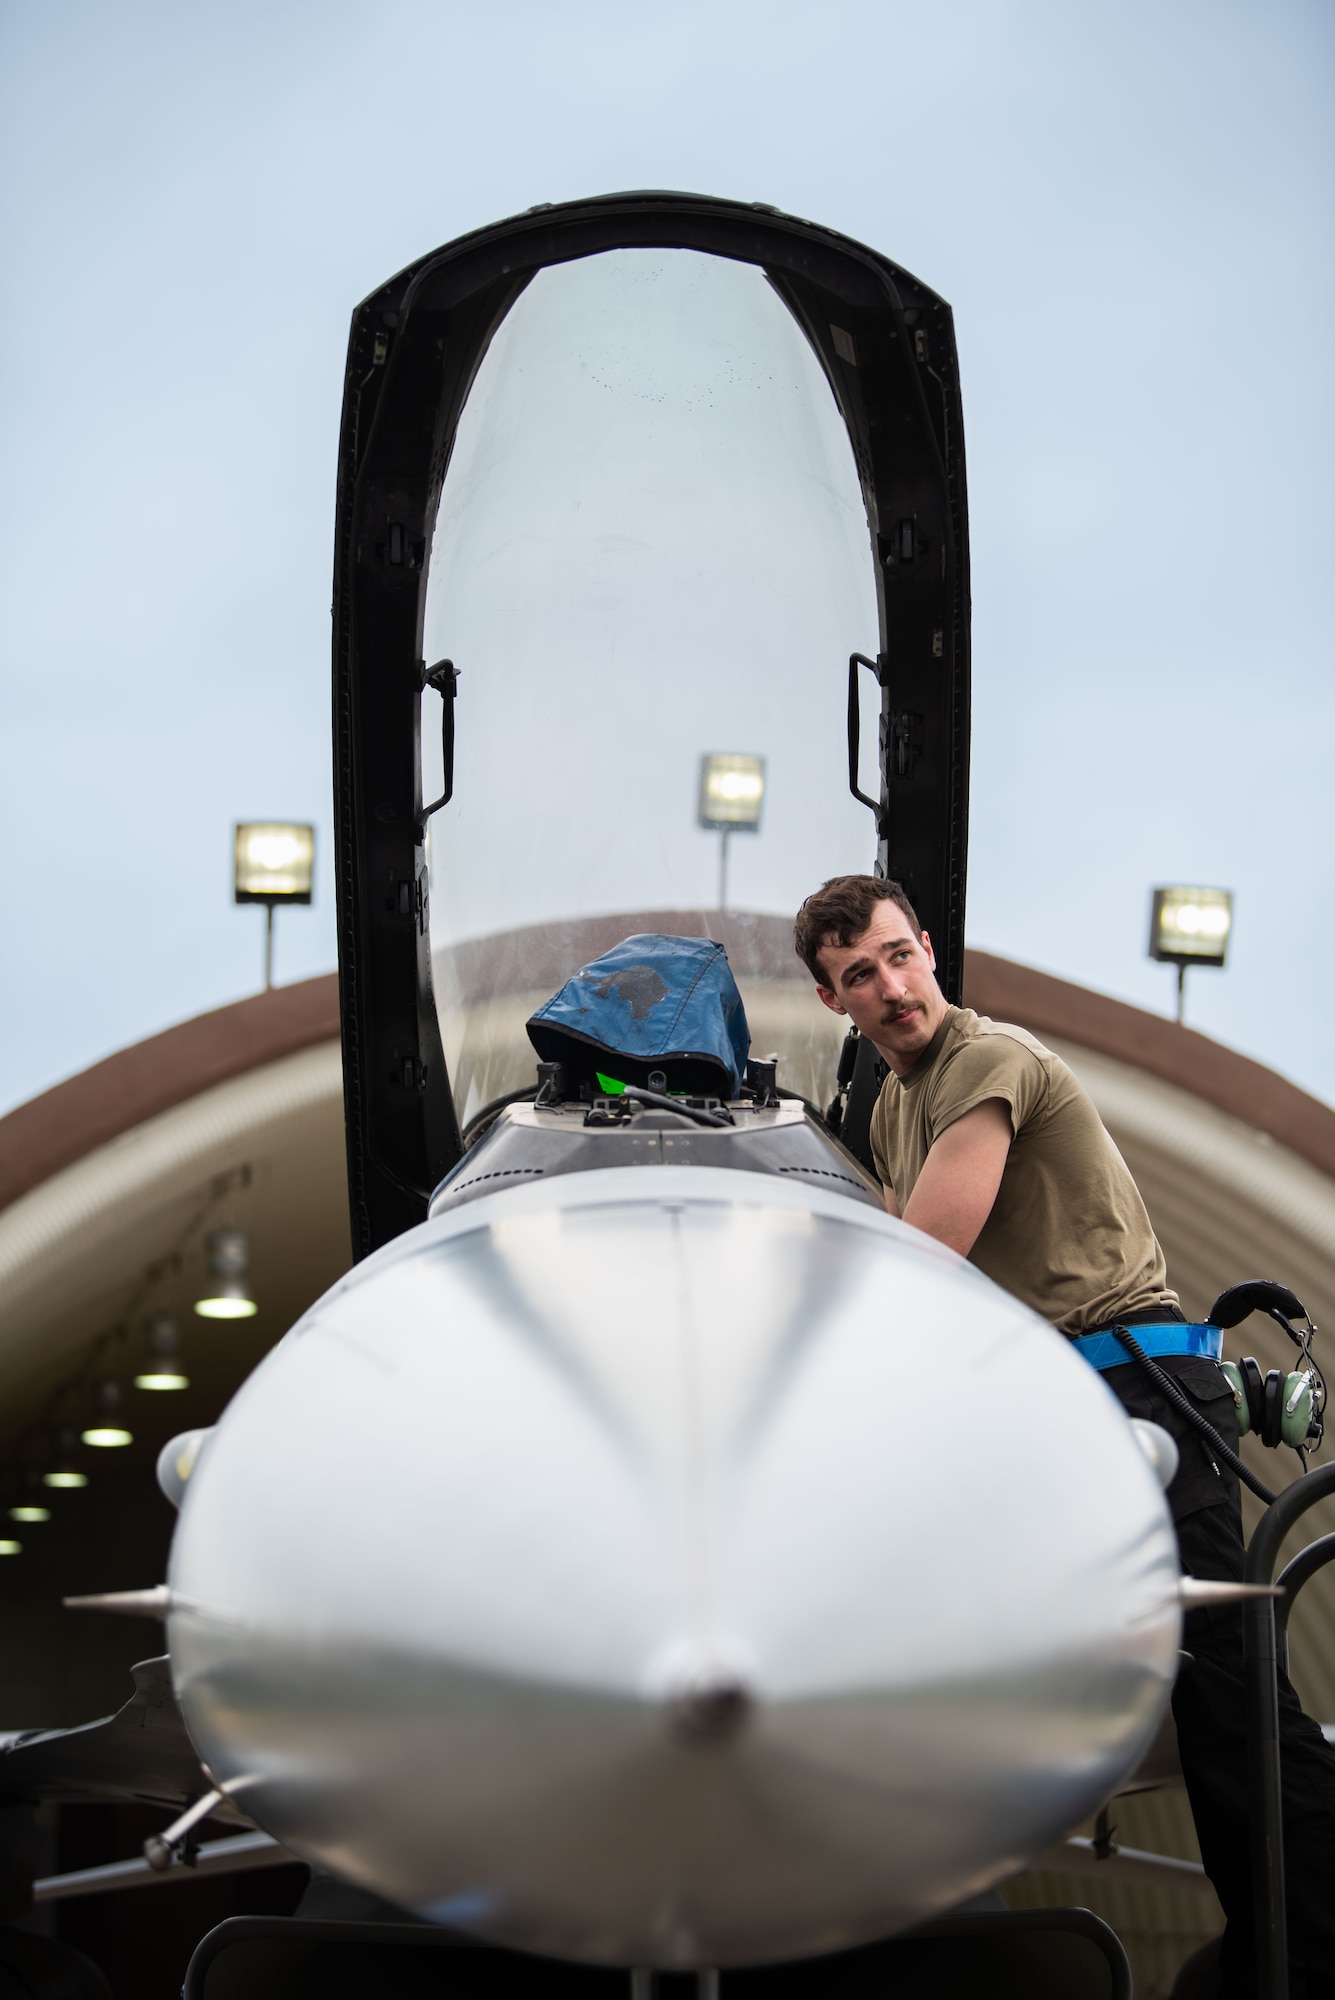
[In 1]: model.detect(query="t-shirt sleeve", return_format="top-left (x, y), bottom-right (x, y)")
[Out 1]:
top-left (926, 1035), bottom-right (1048, 1144)
top-left (869, 1095), bottom-right (893, 1191)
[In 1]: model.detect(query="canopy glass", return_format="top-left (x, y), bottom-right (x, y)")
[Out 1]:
top-left (421, 248), bottom-right (880, 1130)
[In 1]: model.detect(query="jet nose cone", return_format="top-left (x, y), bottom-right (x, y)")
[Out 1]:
top-left (168, 1165), bottom-right (1179, 1967)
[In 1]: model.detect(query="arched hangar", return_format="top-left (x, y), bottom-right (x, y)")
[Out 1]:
top-left (0, 946), bottom-right (1330, 1993)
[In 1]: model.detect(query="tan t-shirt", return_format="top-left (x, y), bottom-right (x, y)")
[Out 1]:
top-left (869, 1006), bottom-right (1177, 1336)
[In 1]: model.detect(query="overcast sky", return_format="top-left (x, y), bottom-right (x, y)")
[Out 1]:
top-left (1, 0), bottom-right (1332, 1113)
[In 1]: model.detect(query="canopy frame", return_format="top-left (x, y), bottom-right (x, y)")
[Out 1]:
top-left (332, 191), bottom-right (971, 1254)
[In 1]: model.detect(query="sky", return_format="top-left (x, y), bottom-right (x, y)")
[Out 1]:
top-left (1, 0), bottom-right (1332, 1112)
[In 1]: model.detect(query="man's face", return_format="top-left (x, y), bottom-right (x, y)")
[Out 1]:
top-left (814, 901), bottom-right (947, 1076)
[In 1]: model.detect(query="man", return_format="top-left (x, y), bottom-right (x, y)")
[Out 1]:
top-left (794, 873), bottom-right (1335, 2000)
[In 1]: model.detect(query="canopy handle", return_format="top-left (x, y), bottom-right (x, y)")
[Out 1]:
top-left (847, 652), bottom-right (887, 835)
top-left (419, 659), bottom-right (459, 829)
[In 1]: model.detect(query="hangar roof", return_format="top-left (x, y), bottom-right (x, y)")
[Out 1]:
top-left (5, 949), bottom-right (1332, 1215)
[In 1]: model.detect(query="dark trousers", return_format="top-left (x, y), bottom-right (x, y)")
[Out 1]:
top-left (1102, 1354), bottom-right (1335, 1999)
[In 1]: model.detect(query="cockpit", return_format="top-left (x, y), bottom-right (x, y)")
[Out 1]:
top-left (423, 246), bottom-right (878, 1137)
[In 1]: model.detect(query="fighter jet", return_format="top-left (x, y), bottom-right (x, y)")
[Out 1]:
top-left (0, 193), bottom-right (1221, 1992)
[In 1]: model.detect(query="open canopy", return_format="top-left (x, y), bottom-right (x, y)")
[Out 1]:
top-left (331, 193), bottom-right (970, 1254)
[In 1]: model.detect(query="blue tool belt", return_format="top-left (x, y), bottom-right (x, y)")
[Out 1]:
top-left (1071, 1322), bottom-right (1224, 1373)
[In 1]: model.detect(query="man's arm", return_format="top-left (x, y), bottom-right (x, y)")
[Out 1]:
top-left (899, 1099), bottom-right (1013, 1256)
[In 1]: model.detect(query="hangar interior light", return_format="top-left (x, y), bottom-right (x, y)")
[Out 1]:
top-left (44, 1428), bottom-right (87, 1488)
top-left (146, 1312), bottom-right (181, 1353)
top-left (82, 1378), bottom-right (132, 1448)
top-left (138, 1312), bottom-right (188, 1390)
top-left (194, 1229), bottom-right (258, 1321)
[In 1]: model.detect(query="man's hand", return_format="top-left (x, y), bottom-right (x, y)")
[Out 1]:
top-left (899, 1099), bottom-right (1013, 1256)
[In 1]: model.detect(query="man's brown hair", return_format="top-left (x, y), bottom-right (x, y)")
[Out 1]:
top-left (793, 875), bottom-right (923, 985)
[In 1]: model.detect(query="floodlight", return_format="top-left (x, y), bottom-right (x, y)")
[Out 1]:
top-left (135, 1373), bottom-right (189, 1391)
top-left (0, 1543), bottom-right (20, 1557)
top-left (1149, 888), bottom-right (1233, 967)
top-left (698, 755), bottom-right (766, 831)
top-left (194, 1229), bottom-right (258, 1320)
top-left (234, 823), bottom-right (315, 903)
top-left (82, 1428), bottom-right (132, 1448)
top-left (698, 754), bottom-right (766, 911)
top-left (1149, 886), bottom-right (1233, 1025)
top-left (43, 1472), bottom-right (87, 1489)
top-left (234, 822), bottom-right (315, 989)
top-left (9, 1507), bottom-right (49, 1524)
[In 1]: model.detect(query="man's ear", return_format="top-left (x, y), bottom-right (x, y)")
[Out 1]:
top-left (815, 984), bottom-right (847, 1017)
top-left (919, 928), bottom-right (937, 972)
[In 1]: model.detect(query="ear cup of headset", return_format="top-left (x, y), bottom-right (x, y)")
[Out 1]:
top-left (1221, 1361), bottom-right (1250, 1434)
top-left (1225, 1355), bottom-right (1318, 1449)
top-left (1280, 1373), bottom-right (1316, 1449)
top-left (1238, 1356), bottom-right (1266, 1439)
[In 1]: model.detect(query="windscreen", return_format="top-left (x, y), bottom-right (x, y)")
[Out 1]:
top-left (421, 248), bottom-right (880, 1132)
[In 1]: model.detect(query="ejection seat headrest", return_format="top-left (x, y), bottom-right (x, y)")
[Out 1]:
top-left (526, 933), bottom-right (751, 1099)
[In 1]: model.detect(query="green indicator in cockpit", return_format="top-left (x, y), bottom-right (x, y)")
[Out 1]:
top-left (595, 1073), bottom-right (627, 1095)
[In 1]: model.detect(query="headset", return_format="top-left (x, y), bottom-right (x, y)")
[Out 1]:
top-left (1110, 1281), bottom-right (1325, 1508)
top-left (1208, 1281), bottom-right (1326, 1458)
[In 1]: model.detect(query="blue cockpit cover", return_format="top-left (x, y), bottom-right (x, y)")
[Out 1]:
top-left (526, 934), bottom-right (751, 1094)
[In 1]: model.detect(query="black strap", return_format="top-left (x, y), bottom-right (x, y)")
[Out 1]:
top-left (1113, 1328), bottom-right (1278, 1506)
top-left (1239, 1355), bottom-right (1267, 1436)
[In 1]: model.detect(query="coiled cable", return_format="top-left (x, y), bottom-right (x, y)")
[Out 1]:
top-left (1113, 1327), bottom-right (1278, 1506)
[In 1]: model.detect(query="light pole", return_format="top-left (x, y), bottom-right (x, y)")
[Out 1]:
top-left (234, 823), bottom-right (315, 989)
top-left (1148, 886), bottom-right (1233, 1025)
top-left (697, 754), bottom-right (765, 912)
